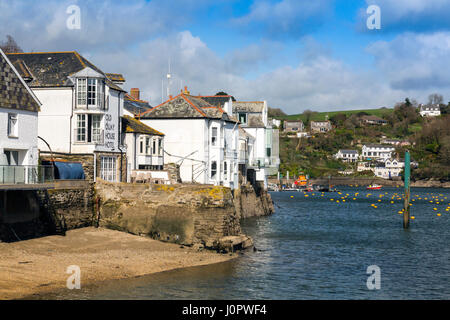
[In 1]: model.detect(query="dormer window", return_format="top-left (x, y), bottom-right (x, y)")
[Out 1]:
top-left (76, 78), bottom-right (105, 109)
top-left (238, 113), bottom-right (247, 124)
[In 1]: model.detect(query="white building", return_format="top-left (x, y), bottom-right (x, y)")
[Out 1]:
top-left (232, 101), bottom-right (280, 188)
top-left (419, 104), bottom-right (441, 117)
top-left (6, 51), bottom-right (127, 182)
top-left (334, 149), bottom-right (359, 163)
top-left (310, 121), bottom-right (332, 133)
top-left (140, 89), bottom-right (240, 189)
top-left (0, 49), bottom-right (43, 185)
top-left (122, 115), bottom-right (165, 183)
top-left (374, 158), bottom-right (404, 179)
top-left (362, 144), bottom-right (395, 161)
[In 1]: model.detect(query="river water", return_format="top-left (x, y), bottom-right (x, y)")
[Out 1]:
top-left (43, 187), bottom-right (450, 300)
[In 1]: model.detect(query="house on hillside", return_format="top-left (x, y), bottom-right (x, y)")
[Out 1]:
top-left (380, 138), bottom-right (411, 147)
top-left (419, 104), bottom-right (441, 117)
top-left (6, 51), bottom-right (127, 182)
top-left (310, 121), bottom-right (332, 133)
top-left (283, 120), bottom-right (304, 133)
top-left (232, 101), bottom-right (279, 188)
top-left (334, 149), bottom-right (359, 163)
top-left (139, 88), bottom-right (240, 189)
top-left (374, 158), bottom-right (404, 179)
top-left (361, 115), bottom-right (387, 125)
top-left (0, 48), bottom-right (50, 186)
top-left (362, 144), bottom-right (395, 161)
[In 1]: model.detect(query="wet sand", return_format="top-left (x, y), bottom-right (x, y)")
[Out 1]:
top-left (0, 227), bottom-right (236, 300)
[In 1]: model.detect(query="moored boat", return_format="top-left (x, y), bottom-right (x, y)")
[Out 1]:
top-left (367, 184), bottom-right (382, 190)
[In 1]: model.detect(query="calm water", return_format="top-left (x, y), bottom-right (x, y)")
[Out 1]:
top-left (42, 187), bottom-right (450, 299)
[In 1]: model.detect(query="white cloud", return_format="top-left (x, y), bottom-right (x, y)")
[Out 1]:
top-left (368, 32), bottom-right (450, 95)
top-left (232, 0), bottom-right (333, 38)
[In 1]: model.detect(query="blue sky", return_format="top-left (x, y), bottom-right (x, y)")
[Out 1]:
top-left (1, 0), bottom-right (450, 113)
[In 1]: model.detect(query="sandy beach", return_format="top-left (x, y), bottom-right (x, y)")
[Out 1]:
top-left (0, 227), bottom-right (236, 300)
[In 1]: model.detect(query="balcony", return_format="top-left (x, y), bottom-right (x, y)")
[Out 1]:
top-left (0, 165), bottom-right (55, 189)
top-left (73, 129), bottom-right (104, 145)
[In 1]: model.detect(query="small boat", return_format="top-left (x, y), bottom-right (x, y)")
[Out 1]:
top-left (367, 184), bottom-right (382, 190)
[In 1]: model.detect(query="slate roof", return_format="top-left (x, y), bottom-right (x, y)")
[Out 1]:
top-left (122, 115), bottom-right (164, 136)
top-left (5, 51), bottom-right (126, 92)
top-left (195, 95), bottom-right (233, 108)
top-left (339, 149), bottom-right (358, 154)
top-left (124, 94), bottom-right (152, 116)
top-left (364, 144), bottom-right (394, 149)
top-left (0, 49), bottom-right (41, 112)
top-left (105, 73), bottom-right (125, 83)
top-left (140, 93), bottom-right (237, 122)
top-left (233, 101), bottom-right (264, 113)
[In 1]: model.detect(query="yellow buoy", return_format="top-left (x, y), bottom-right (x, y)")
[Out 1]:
top-left (411, 216), bottom-right (415, 220)
top-left (437, 213), bottom-right (442, 217)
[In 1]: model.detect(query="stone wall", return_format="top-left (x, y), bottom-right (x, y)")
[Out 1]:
top-left (38, 183), bottom-right (95, 230)
top-left (40, 152), bottom-right (95, 182)
top-left (233, 184), bottom-right (275, 219)
top-left (95, 182), bottom-right (243, 249)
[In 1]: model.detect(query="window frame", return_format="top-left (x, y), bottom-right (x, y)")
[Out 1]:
top-left (7, 113), bottom-right (18, 138)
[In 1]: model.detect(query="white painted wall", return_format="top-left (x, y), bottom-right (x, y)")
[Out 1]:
top-left (0, 107), bottom-right (38, 166)
top-left (32, 88), bottom-right (73, 153)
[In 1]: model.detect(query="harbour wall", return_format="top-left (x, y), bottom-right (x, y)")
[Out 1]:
top-left (1, 180), bottom-right (273, 250)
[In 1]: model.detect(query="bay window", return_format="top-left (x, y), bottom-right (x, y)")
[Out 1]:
top-left (76, 78), bottom-right (104, 109)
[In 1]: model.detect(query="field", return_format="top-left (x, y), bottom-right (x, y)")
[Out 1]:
top-left (274, 108), bottom-right (394, 122)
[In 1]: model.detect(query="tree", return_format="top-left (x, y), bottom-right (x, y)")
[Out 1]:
top-left (215, 91), bottom-right (236, 101)
top-left (428, 93), bottom-right (444, 105)
top-left (302, 109), bottom-right (318, 126)
top-left (0, 35), bottom-right (23, 53)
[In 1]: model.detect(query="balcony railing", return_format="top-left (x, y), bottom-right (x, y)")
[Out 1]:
top-left (74, 129), bottom-right (104, 145)
top-left (249, 157), bottom-right (280, 168)
top-left (0, 165), bottom-right (55, 185)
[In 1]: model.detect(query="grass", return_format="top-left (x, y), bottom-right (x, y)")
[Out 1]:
top-left (275, 108), bottom-right (394, 122)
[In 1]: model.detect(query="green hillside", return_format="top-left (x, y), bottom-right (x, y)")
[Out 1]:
top-left (274, 108), bottom-right (393, 122)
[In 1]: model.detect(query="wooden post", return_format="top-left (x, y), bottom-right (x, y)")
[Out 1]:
top-left (403, 151), bottom-right (411, 229)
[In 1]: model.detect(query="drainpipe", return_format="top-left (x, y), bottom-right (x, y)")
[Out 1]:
top-left (117, 91), bottom-right (124, 182)
top-left (70, 86), bottom-right (74, 153)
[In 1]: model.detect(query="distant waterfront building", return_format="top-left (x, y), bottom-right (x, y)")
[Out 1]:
top-left (362, 144), bottom-right (395, 161)
top-left (419, 104), bottom-right (441, 117)
top-left (334, 149), bottom-right (359, 163)
top-left (6, 51), bottom-right (128, 182)
top-left (310, 121), bottom-right (332, 133)
top-left (283, 120), bottom-right (304, 133)
top-left (374, 158), bottom-right (404, 179)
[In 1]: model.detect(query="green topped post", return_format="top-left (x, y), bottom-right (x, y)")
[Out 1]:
top-left (403, 150), bottom-right (411, 229)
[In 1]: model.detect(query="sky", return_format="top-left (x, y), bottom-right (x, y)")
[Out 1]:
top-left (1, 0), bottom-right (450, 114)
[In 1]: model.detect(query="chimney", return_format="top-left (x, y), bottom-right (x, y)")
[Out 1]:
top-left (130, 88), bottom-right (140, 100)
